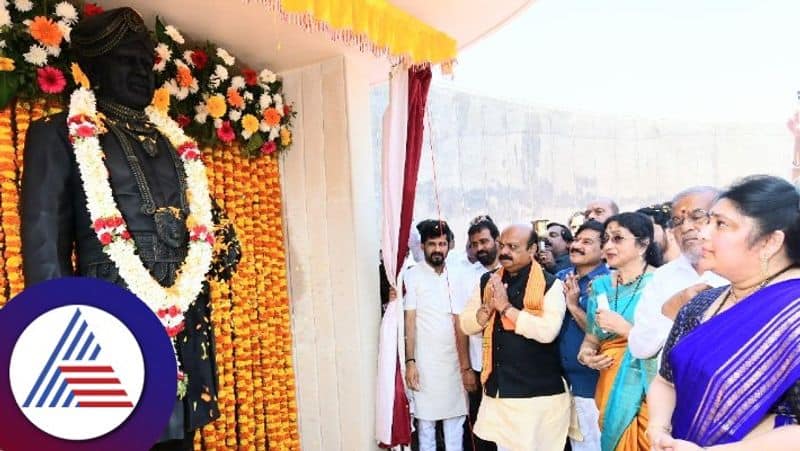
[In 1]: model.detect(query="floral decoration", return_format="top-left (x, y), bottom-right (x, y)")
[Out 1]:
top-left (152, 17), bottom-right (295, 157)
top-left (0, 2), bottom-right (295, 157)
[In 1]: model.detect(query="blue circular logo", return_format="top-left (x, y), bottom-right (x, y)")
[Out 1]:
top-left (0, 278), bottom-right (176, 450)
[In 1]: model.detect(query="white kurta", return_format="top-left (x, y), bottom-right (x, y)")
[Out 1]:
top-left (404, 262), bottom-right (468, 421)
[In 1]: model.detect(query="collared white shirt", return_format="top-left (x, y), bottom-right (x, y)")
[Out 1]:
top-left (628, 254), bottom-right (728, 361)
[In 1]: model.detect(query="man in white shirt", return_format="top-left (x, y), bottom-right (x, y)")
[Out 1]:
top-left (461, 215), bottom-right (500, 451)
top-left (404, 219), bottom-right (468, 451)
top-left (629, 187), bottom-right (728, 361)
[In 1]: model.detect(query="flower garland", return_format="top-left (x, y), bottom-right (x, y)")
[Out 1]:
top-left (0, 105), bottom-right (12, 307)
top-left (67, 86), bottom-right (215, 395)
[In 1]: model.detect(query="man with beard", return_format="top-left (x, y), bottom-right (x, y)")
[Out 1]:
top-left (637, 203), bottom-right (681, 263)
top-left (555, 220), bottom-right (609, 451)
top-left (460, 224), bottom-right (569, 451)
top-left (404, 219), bottom-right (468, 451)
top-left (461, 215), bottom-right (500, 451)
top-left (628, 187), bottom-right (728, 362)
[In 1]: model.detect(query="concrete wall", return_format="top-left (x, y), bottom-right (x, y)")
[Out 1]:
top-left (371, 83), bottom-right (794, 242)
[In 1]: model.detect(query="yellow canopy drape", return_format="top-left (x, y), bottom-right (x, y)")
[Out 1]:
top-left (271, 0), bottom-right (457, 65)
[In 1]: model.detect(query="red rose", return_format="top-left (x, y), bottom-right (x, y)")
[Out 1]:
top-left (108, 216), bottom-right (123, 228)
top-left (216, 121), bottom-right (235, 143)
top-left (242, 68), bottom-right (257, 86)
top-left (190, 49), bottom-right (208, 70)
top-left (92, 218), bottom-right (106, 231)
top-left (283, 104), bottom-right (292, 116)
top-left (176, 114), bottom-right (190, 128)
top-left (76, 124), bottom-right (96, 138)
top-left (260, 141), bottom-right (277, 155)
top-left (121, 230), bottom-right (131, 240)
top-left (157, 308), bottom-right (167, 318)
top-left (99, 232), bottom-right (112, 246)
top-left (83, 3), bottom-right (104, 17)
top-left (168, 305), bottom-right (179, 317)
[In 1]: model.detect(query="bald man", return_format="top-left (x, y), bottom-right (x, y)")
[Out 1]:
top-left (583, 197), bottom-right (619, 224)
top-left (460, 225), bottom-right (569, 451)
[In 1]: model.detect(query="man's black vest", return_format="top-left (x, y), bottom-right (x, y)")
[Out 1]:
top-left (480, 263), bottom-right (565, 398)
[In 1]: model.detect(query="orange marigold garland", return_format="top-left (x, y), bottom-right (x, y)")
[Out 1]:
top-left (4, 101), bottom-right (30, 298)
top-left (0, 105), bottom-right (13, 306)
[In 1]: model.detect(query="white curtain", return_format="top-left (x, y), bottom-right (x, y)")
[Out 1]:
top-left (375, 65), bottom-right (409, 446)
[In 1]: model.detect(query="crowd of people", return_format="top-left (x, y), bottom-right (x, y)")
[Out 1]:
top-left (394, 174), bottom-right (800, 451)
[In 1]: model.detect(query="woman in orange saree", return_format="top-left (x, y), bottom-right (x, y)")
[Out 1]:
top-left (578, 213), bottom-right (661, 451)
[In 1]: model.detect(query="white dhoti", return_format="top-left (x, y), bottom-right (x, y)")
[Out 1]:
top-left (475, 390), bottom-right (570, 451)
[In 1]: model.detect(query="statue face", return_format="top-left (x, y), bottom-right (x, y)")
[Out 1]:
top-left (90, 38), bottom-right (155, 110)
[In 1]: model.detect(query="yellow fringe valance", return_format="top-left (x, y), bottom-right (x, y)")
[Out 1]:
top-left (262, 0), bottom-right (457, 66)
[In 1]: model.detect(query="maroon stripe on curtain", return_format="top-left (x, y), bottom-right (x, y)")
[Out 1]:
top-left (394, 66), bottom-right (433, 275)
top-left (385, 66), bottom-right (432, 448)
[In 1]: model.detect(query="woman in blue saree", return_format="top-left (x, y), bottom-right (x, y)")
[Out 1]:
top-left (578, 212), bottom-right (662, 450)
top-left (648, 175), bottom-right (800, 450)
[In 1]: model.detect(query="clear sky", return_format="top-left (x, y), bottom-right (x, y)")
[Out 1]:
top-left (439, 0), bottom-right (800, 123)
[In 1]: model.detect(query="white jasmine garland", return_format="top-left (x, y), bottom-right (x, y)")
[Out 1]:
top-left (67, 87), bottom-right (214, 396)
top-left (164, 25), bottom-right (185, 44)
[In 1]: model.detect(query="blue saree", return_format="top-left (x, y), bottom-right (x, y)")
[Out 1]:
top-left (668, 279), bottom-right (800, 446)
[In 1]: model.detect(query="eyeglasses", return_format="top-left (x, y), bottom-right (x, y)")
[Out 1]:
top-left (601, 235), bottom-right (628, 246)
top-left (671, 209), bottom-right (710, 228)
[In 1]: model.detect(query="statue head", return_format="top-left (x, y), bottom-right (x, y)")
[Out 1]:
top-left (71, 7), bottom-right (155, 109)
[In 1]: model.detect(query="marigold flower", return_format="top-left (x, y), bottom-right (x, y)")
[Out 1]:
top-left (0, 57), bottom-right (14, 72)
top-left (151, 86), bottom-right (170, 112)
top-left (207, 94), bottom-right (227, 119)
top-left (226, 87), bottom-right (244, 109)
top-left (29, 16), bottom-right (63, 47)
top-left (263, 108), bottom-right (280, 127)
top-left (71, 63), bottom-right (90, 88)
top-left (280, 127), bottom-right (292, 147)
top-left (241, 114), bottom-right (259, 134)
top-left (176, 64), bottom-right (193, 88)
